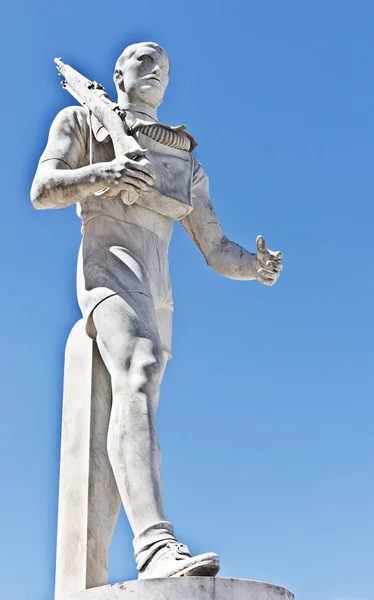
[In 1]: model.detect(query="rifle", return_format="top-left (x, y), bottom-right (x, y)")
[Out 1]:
top-left (54, 57), bottom-right (144, 206)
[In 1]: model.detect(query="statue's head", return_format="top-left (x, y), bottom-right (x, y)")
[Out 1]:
top-left (114, 42), bottom-right (170, 108)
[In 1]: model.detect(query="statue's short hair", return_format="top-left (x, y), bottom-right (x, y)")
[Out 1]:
top-left (114, 42), bottom-right (169, 78)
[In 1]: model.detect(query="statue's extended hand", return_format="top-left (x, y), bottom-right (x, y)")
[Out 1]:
top-left (255, 235), bottom-right (283, 286)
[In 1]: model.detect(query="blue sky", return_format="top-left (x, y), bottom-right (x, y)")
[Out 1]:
top-left (1, 1), bottom-right (373, 599)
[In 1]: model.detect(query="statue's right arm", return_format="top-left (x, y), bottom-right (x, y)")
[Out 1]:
top-left (30, 107), bottom-right (103, 209)
top-left (31, 162), bottom-right (112, 210)
top-left (30, 107), bottom-right (156, 210)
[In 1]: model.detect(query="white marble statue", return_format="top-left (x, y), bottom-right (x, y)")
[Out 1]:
top-left (31, 42), bottom-right (283, 583)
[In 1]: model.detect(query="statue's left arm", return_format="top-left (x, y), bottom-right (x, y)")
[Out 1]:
top-left (180, 161), bottom-right (283, 286)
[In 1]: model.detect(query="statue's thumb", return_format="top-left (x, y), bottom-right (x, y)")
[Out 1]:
top-left (256, 235), bottom-right (266, 253)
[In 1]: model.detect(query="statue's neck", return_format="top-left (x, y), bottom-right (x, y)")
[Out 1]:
top-left (117, 101), bottom-right (158, 124)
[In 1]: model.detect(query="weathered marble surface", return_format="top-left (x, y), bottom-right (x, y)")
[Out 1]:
top-left (31, 41), bottom-right (285, 590)
top-left (70, 578), bottom-right (294, 600)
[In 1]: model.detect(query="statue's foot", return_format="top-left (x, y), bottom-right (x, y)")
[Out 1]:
top-left (138, 542), bottom-right (220, 579)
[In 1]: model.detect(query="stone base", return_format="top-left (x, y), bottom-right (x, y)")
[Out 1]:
top-left (70, 577), bottom-right (294, 600)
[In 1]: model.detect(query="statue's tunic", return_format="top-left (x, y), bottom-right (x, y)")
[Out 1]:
top-left (39, 106), bottom-right (206, 355)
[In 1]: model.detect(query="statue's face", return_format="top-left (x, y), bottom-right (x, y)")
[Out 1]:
top-left (117, 44), bottom-right (170, 108)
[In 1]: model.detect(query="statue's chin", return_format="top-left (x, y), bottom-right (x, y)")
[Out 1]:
top-left (132, 86), bottom-right (164, 109)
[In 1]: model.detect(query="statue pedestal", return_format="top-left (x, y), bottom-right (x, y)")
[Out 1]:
top-left (55, 320), bottom-right (122, 600)
top-left (70, 577), bottom-right (294, 600)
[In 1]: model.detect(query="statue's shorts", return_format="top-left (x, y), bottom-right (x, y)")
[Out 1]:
top-left (77, 216), bottom-right (174, 359)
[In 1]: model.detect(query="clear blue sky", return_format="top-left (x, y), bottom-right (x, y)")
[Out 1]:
top-left (1, 1), bottom-right (373, 599)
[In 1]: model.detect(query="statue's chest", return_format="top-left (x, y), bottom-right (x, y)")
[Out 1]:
top-left (133, 132), bottom-right (194, 220)
top-left (90, 123), bottom-right (196, 221)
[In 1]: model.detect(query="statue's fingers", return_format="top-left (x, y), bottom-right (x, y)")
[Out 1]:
top-left (124, 168), bottom-right (155, 187)
top-left (121, 175), bottom-right (147, 191)
top-left (266, 260), bottom-right (283, 272)
top-left (126, 159), bottom-right (157, 179)
top-left (125, 148), bottom-right (149, 160)
top-left (272, 250), bottom-right (283, 261)
top-left (256, 235), bottom-right (266, 253)
top-left (258, 268), bottom-right (277, 279)
top-left (257, 275), bottom-right (275, 287)
top-left (119, 180), bottom-right (143, 193)
top-left (257, 268), bottom-right (278, 286)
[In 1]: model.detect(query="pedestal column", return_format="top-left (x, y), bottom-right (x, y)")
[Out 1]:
top-left (55, 320), bottom-right (121, 600)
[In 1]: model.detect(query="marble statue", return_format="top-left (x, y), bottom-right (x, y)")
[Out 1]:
top-left (31, 42), bottom-right (284, 596)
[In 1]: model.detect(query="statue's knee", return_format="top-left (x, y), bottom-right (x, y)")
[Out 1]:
top-left (112, 337), bottom-right (163, 395)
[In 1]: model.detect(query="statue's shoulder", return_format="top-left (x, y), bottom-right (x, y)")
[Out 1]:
top-left (51, 105), bottom-right (89, 137)
top-left (42, 105), bottom-right (89, 165)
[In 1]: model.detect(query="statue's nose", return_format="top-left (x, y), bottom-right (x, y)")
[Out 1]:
top-left (152, 64), bottom-right (161, 76)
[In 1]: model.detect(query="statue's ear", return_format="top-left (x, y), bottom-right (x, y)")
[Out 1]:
top-left (113, 69), bottom-right (123, 86)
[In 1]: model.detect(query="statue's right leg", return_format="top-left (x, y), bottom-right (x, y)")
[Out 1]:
top-left (92, 292), bottom-right (169, 533)
top-left (92, 293), bottom-right (220, 580)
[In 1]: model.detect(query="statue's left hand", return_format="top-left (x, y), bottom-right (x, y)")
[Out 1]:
top-left (255, 236), bottom-right (283, 286)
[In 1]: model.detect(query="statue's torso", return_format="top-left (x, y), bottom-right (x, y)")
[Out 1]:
top-left (78, 133), bottom-right (174, 243)
top-left (75, 111), bottom-right (196, 323)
